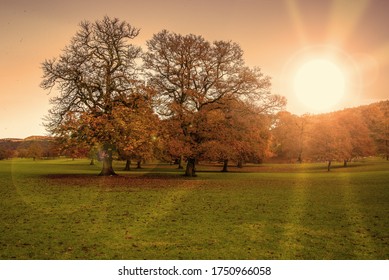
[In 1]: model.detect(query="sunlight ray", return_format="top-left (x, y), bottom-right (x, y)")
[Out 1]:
top-left (352, 41), bottom-right (389, 89)
top-left (370, 41), bottom-right (389, 66)
top-left (279, 173), bottom-right (308, 258)
top-left (284, 0), bottom-right (308, 45)
top-left (340, 175), bottom-right (378, 258)
top-left (326, 0), bottom-right (370, 46)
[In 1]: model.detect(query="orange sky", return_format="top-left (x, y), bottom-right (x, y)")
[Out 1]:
top-left (1, 0), bottom-right (389, 138)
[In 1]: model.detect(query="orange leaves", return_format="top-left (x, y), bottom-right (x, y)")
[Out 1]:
top-left (43, 20), bottom-right (288, 174)
top-left (272, 106), bottom-right (378, 165)
top-left (196, 99), bottom-right (273, 163)
top-left (306, 115), bottom-right (352, 162)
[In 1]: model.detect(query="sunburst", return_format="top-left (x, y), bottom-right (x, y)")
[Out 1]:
top-left (282, 0), bottom-right (386, 113)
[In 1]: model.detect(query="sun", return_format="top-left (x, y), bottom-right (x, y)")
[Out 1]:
top-left (293, 59), bottom-right (345, 113)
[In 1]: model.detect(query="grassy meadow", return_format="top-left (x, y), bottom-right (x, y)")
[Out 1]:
top-left (0, 158), bottom-right (388, 259)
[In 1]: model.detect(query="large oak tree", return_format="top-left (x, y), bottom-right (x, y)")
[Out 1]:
top-left (144, 30), bottom-right (283, 176)
top-left (41, 16), bottom-right (144, 175)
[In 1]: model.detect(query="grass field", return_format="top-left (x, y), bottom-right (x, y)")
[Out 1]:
top-left (0, 158), bottom-right (388, 260)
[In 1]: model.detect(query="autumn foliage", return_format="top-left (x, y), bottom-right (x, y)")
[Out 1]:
top-left (271, 101), bottom-right (388, 170)
top-left (38, 16), bottom-right (388, 175)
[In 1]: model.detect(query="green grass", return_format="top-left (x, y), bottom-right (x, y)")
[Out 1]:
top-left (0, 158), bottom-right (388, 259)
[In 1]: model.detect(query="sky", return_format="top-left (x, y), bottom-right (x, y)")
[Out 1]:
top-left (1, 0), bottom-right (389, 138)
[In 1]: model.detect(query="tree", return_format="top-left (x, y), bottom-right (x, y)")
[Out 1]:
top-left (116, 103), bottom-right (160, 171)
top-left (362, 101), bottom-right (389, 160)
top-left (41, 16), bottom-right (143, 175)
top-left (88, 145), bottom-right (99, 165)
top-left (0, 147), bottom-right (14, 160)
top-left (271, 112), bottom-right (310, 162)
top-left (0, 140), bottom-right (19, 159)
top-left (196, 103), bottom-right (237, 172)
top-left (144, 30), bottom-right (284, 176)
top-left (51, 119), bottom-right (90, 160)
top-left (376, 101), bottom-right (389, 160)
top-left (197, 99), bottom-right (274, 171)
top-left (158, 118), bottom-right (190, 169)
top-left (336, 109), bottom-right (375, 165)
top-left (27, 142), bottom-right (43, 161)
top-left (306, 114), bottom-right (352, 171)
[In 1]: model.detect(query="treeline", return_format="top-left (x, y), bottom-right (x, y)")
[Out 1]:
top-left (0, 136), bottom-right (59, 160)
top-left (2, 100), bottom-right (387, 171)
top-left (272, 100), bottom-right (389, 170)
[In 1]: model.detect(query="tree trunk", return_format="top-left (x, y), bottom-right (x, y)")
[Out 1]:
top-left (343, 159), bottom-right (348, 167)
top-left (90, 158), bottom-right (95, 165)
top-left (136, 160), bottom-right (142, 169)
top-left (327, 160), bottom-right (332, 172)
top-left (177, 155), bottom-right (184, 169)
top-left (221, 159), bottom-right (229, 172)
top-left (185, 157), bottom-right (196, 177)
top-left (99, 150), bottom-right (116, 176)
top-left (237, 159), bottom-right (243, 168)
top-left (124, 159), bottom-right (131, 171)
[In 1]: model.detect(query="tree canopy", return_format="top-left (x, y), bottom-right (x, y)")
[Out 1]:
top-left (144, 30), bottom-right (285, 176)
top-left (41, 16), bottom-right (145, 175)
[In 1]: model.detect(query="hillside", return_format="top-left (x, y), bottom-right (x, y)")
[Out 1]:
top-left (0, 135), bottom-right (57, 159)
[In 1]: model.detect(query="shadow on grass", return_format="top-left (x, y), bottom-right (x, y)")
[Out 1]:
top-left (42, 172), bottom-right (197, 190)
top-left (44, 172), bottom-right (186, 180)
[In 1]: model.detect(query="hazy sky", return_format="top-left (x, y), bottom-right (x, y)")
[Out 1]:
top-left (1, 0), bottom-right (389, 138)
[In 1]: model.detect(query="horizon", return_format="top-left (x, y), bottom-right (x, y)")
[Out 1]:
top-left (1, 0), bottom-right (389, 138)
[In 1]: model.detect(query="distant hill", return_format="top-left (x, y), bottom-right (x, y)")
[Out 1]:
top-left (23, 135), bottom-right (53, 141)
top-left (0, 138), bottom-right (23, 142)
top-left (0, 135), bottom-right (57, 159)
top-left (0, 136), bottom-right (53, 142)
